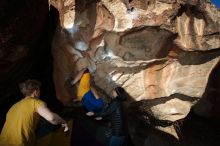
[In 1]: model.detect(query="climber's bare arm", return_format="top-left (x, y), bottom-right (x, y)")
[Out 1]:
top-left (71, 68), bottom-right (87, 85)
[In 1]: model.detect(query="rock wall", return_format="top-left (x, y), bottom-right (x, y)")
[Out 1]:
top-left (50, 0), bottom-right (220, 133)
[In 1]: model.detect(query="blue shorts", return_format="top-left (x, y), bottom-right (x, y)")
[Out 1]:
top-left (82, 90), bottom-right (104, 113)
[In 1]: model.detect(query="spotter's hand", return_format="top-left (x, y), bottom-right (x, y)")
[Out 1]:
top-left (62, 123), bottom-right (69, 132)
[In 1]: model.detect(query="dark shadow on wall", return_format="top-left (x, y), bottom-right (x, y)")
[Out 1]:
top-left (127, 100), bottom-right (178, 146)
top-left (128, 100), bottom-right (220, 146)
top-left (192, 61), bottom-right (220, 118)
top-left (177, 111), bottom-right (220, 146)
top-left (177, 48), bottom-right (220, 65)
top-left (168, 44), bottom-right (220, 66)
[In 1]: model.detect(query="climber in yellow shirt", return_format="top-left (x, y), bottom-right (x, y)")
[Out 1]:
top-left (0, 79), bottom-right (69, 146)
top-left (67, 68), bottom-right (104, 114)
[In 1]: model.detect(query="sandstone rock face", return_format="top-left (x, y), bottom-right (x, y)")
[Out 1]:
top-left (51, 0), bottom-right (220, 130)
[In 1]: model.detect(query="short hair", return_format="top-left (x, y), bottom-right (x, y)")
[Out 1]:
top-left (19, 79), bottom-right (41, 96)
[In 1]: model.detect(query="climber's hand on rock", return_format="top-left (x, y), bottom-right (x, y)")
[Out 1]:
top-left (86, 112), bottom-right (94, 116)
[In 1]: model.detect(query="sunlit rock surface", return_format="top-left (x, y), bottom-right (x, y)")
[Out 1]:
top-left (50, 0), bottom-right (220, 138)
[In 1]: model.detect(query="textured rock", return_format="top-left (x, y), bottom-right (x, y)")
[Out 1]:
top-left (175, 4), bottom-right (220, 51)
top-left (150, 98), bottom-right (194, 121)
top-left (50, 0), bottom-right (220, 129)
top-left (144, 57), bottom-right (219, 99)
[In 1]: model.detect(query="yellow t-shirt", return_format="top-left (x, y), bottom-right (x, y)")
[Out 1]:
top-left (0, 97), bottom-right (46, 146)
top-left (77, 72), bottom-right (91, 101)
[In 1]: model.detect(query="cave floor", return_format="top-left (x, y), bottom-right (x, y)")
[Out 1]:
top-left (35, 107), bottom-right (220, 146)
